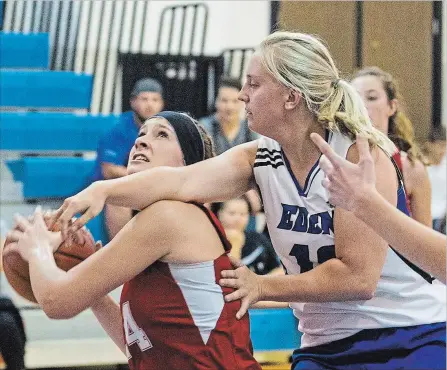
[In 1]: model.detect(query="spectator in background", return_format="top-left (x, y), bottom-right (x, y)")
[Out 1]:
top-left (425, 126), bottom-right (446, 233)
top-left (212, 196), bottom-right (281, 276)
top-left (352, 67), bottom-right (432, 227)
top-left (200, 76), bottom-right (258, 155)
top-left (91, 78), bottom-right (164, 239)
top-left (212, 197), bottom-right (286, 309)
top-left (201, 77), bottom-right (262, 219)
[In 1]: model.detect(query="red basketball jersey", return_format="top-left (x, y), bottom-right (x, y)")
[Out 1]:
top-left (120, 204), bottom-right (261, 370)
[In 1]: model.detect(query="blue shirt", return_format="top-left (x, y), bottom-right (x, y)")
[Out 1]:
top-left (91, 111), bottom-right (139, 182)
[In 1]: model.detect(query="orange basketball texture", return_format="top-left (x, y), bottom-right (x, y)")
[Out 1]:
top-left (2, 217), bottom-right (99, 303)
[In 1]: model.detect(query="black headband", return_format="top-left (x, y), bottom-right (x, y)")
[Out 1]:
top-left (151, 111), bottom-right (205, 165)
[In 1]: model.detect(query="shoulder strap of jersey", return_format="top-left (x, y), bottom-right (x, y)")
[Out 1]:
top-left (389, 153), bottom-right (434, 284)
top-left (190, 202), bottom-right (232, 253)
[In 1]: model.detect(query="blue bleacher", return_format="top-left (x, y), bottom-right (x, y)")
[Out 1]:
top-left (1, 31), bottom-right (108, 243)
top-left (5, 156), bottom-right (108, 243)
top-left (1, 112), bottom-right (118, 151)
top-left (6, 157), bottom-right (95, 199)
top-left (0, 70), bottom-right (93, 108)
top-left (0, 32), bottom-right (49, 69)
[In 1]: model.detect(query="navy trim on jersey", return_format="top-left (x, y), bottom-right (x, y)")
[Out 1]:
top-left (304, 168), bottom-right (322, 196)
top-left (282, 150), bottom-right (318, 196)
top-left (281, 130), bottom-right (330, 197)
top-left (389, 157), bottom-right (434, 284)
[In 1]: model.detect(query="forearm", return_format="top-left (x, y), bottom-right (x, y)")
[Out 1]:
top-left (101, 164), bottom-right (128, 179)
top-left (90, 295), bottom-right (126, 355)
top-left (260, 259), bottom-right (374, 303)
top-left (28, 246), bottom-right (72, 317)
top-left (251, 301), bottom-right (289, 308)
top-left (354, 189), bottom-right (446, 283)
top-left (102, 167), bottom-right (188, 210)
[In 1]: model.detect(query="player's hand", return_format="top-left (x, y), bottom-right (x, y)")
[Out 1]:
top-left (11, 206), bottom-right (63, 261)
top-left (49, 181), bottom-right (108, 240)
top-left (310, 133), bottom-right (377, 212)
top-left (219, 256), bottom-right (262, 320)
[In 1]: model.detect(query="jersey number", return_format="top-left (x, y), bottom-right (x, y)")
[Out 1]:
top-left (289, 244), bottom-right (336, 273)
top-left (122, 301), bottom-right (152, 358)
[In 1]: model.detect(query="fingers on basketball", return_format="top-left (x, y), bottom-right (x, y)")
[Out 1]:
top-left (1, 212), bottom-right (99, 303)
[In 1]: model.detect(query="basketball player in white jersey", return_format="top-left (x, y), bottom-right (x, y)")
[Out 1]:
top-left (54, 32), bottom-right (446, 369)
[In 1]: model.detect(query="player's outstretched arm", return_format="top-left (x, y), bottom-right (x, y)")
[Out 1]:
top-left (53, 141), bottom-right (258, 236)
top-left (310, 133), bottom-right (446, 283)
top-left (12, 203), bottom-right (178, 319)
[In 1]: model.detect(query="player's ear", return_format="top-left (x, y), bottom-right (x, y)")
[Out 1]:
top-left (284, 89), bottom-right (301, 110)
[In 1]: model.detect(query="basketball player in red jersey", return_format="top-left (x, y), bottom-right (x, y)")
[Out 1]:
top-left (9, 111), bottom-right (261, 370)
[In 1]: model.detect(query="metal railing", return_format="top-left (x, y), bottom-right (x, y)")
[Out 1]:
top-left (1, 1), bottom-right (253, 114)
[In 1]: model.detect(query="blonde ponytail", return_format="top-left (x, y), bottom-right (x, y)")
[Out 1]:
top-left (317, 79), bottom-right (395, 154)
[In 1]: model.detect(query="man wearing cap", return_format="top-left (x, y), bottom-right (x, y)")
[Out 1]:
top-left (92, 78), bottom-right (164, 239)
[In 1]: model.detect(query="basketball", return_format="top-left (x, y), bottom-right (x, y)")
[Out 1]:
top-left (1, 216), bottom-right (100, 303)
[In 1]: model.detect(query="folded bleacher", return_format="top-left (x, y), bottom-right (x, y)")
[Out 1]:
top-left (0, 70), bottom-right (93, 109)
top-left (1, 31), bottom-right (117, 243)
top-left (0, 33), bottom-right (49, 69)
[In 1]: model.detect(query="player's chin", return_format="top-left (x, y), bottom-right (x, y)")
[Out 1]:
top-left (246, 114), bottom-right (260, 133)
top-left (127, 160), bottom-right (152, 175)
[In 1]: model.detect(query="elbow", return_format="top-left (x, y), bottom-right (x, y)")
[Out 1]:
top-left (40, 294), bottom-right (80, 320)
top-left (356, 288), bottom-right (375, 301)
top-left (353, 278), bottom-right (377, 300)
top-left (43, 304), bottom-right (79, 320)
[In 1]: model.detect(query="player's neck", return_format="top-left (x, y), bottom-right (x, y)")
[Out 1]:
top-left (279, 114), bottom-right (324, 168)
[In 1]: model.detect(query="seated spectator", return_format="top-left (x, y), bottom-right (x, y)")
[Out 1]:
top-left (212, 197), bottom-right (287, 309)
top-left (425, 126), bottom-right (446, 233)
top-left (212, 197), bottom-right (281, 276)
top-left (199, 76), bottom-right (258, 155)
top-left (91, 78), bottom-right (164, 239)
top-left (0, 237), bottom-right (27, 370)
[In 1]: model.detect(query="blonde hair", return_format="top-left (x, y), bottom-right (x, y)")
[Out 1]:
top-left (259, 31), bottom-right (395, 154)
top-left (353, 66), bottom-right (428, 165)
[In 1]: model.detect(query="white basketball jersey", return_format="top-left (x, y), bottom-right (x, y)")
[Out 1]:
top-left (254, 132), bottom-right (446, 348)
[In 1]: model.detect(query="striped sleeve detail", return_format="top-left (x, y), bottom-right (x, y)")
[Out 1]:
top-left (254, 147), bottom-right (284, 168)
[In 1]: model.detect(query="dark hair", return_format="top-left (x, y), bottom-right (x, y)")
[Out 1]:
top-left (211, 195), bottom-right (253, 216)
top-left (353, 67), bottom-right (428, 165)
top-left (219, 76), bottom-right (242, 91)
top-left (195, 120), bottom-right (215, 159)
